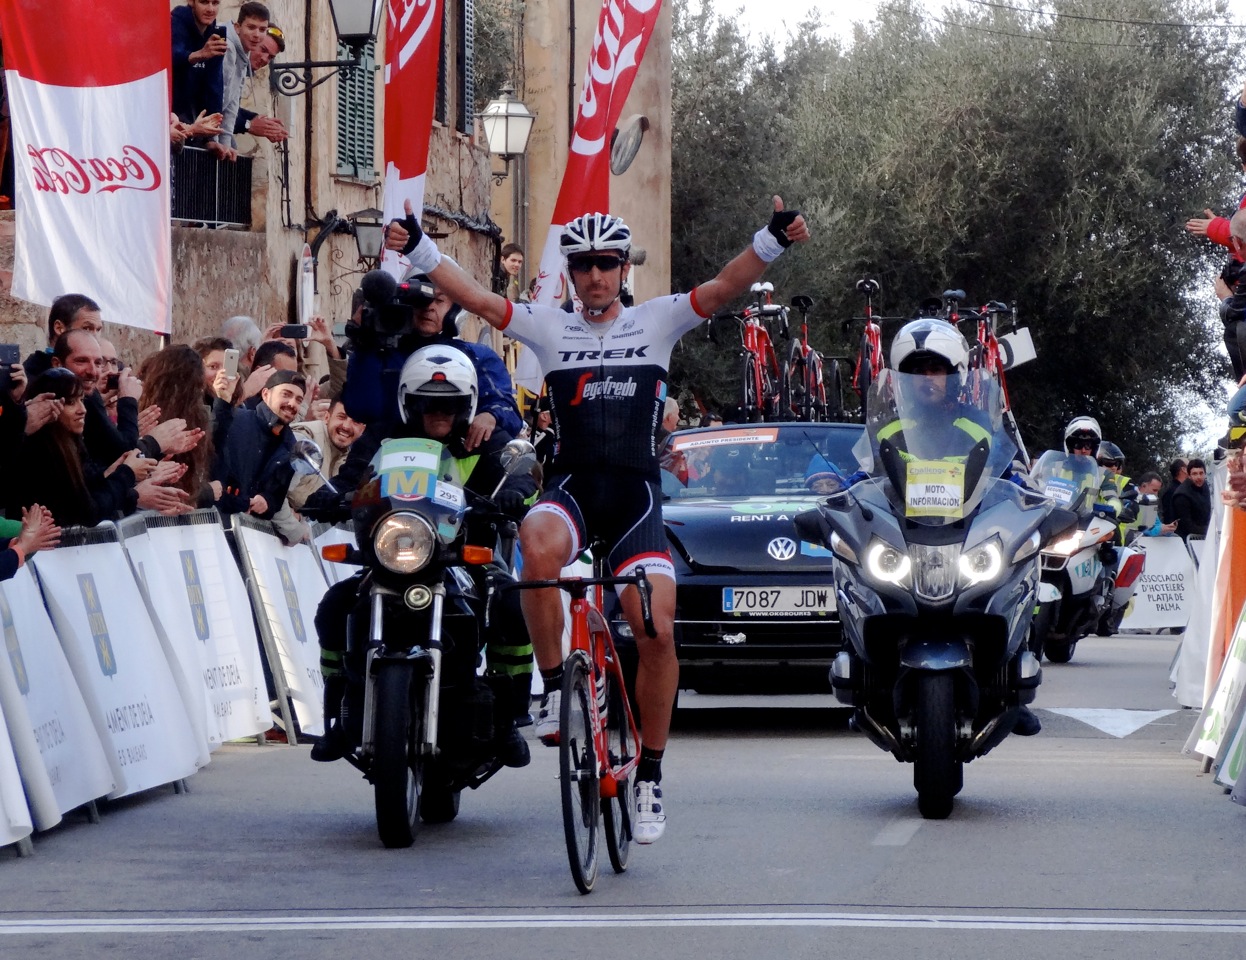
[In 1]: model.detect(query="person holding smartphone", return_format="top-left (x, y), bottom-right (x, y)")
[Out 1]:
top-left (171, 0), bottom-right (227, 159)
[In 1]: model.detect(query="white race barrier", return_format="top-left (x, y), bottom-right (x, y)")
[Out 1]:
top-left (1121, 536), bottom-right (1195, 631)
top-left (32, 527), bottom-right (203, 798)
top-left (1174, 534), bottom-right (1220, 709)
top-left (1190, 604), bottom-right (1246, 763)
top-left (0, 567), bottom-right (113, 830)
top-left (232, 515), bottom-right (328, 737)
top-left (120, 512), bottom-right (270, 746)
top-left (0, 707), bottom-right (33, 854)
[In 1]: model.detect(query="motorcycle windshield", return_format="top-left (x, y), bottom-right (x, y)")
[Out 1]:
top-left (865, 369), bottom-right (1016, 526)
top-left (371, 437), bottom-right (468, 538)
top-left (1030, 450), bottom-right (1102, 517)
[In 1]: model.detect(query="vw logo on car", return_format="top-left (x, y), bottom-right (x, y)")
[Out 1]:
top-left (767, 537), bottom-right (797, 561)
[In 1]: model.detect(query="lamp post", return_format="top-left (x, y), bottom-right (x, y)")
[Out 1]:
top-left (270, 0), bottom-right (382, 97)
top-left (478, 83), bottom-right (536, 186)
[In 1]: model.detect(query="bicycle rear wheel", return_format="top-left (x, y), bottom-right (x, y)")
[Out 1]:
top-left (786, 340), bottom-right (806, 421)
top-left (823, 358), bottom-right (844, 422)
top-left (740, 354), bottom-right (761, 422)
top-left (560, 654), bottom-right (600, 894)
top-left (602, 665), bottom-right (636, 873)
top-left (806, 351), bottom-right (827, 422)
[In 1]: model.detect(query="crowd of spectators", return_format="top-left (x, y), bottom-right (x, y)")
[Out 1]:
top-left (170, 0), bottom-right (288, 159)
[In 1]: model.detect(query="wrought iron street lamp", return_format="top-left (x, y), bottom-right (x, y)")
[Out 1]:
top-left (349, 207), bottom-right (386, 267)
top-left (270, 0), bottom-right (382, 97)
top-left (479, 83), bottom-right (536, 185)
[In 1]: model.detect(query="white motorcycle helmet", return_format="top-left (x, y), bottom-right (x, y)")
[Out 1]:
top-left (889, 319), bottom-right (970, 382)
top-left (560, 212), bottom-right (632, 260)
top-left (396, 345), bottom-right (479, 428)
top-left (1063, 416), bottom-right (1102, 454)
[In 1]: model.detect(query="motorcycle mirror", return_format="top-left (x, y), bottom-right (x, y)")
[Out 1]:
top-left (491, 439), bottom-right (538, 501)
top-left (291, 437), bottom-right (339, 493)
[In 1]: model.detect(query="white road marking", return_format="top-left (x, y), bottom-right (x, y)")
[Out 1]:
top-left (872, 818), bottom-right (923, 846)
top-left (2, 912), bottom-right (1245, 935)
top-left (1044, 708), bottom-right (1178, 738)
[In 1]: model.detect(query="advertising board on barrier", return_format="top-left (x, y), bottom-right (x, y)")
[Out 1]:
top-left (33, 533), bottom-right (203, 798)
top-left (0, 708), bottom-right (33, 851)
top-left (0, 567), bottom-right (114, 830)
top-left (1120, 536), bottom-right (1195, 631)
top-left (122, 514), bottom-right (270, 745)
top-left (1193, 601), bottom-right (1246, 761)
top-left (234, 518), bottom-right (328, 737)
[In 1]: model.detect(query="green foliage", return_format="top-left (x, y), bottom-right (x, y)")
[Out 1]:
top-left (670, 0), bottom-right (1245, 467)
top-left (473, 0), bottom-right (526, 114)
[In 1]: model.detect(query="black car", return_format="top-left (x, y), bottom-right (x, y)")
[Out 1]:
top-left (613, 421), bottom-right (865, 692)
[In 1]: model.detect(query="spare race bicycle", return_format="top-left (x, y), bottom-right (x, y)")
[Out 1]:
top-left (782, 294), bottom-right (840, 422)
top-left (510, 547), bottom-right (655, 894)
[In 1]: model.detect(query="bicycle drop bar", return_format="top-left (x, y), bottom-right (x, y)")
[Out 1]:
top-left (505, 571), bottom-right (658, 638)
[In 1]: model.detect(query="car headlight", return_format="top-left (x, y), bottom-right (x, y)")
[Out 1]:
top-left (865, 539), bottom-right (911, 585)
top-left (960, 538), bottom-right (1003, 586)
top-left (373, 512), bottom-right (436, 574)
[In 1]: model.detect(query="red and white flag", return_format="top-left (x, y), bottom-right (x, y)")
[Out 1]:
top-left (381, 0), bottom-right (444, 278)
top-left (0, 1), bottom-right (172, 334)
top-left (531, 0), bottom-right (663, 307)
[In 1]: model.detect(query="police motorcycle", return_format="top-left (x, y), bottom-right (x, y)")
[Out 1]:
top-left (795, 361), bottom-right (1071, 819)
top-left (1027, 451), bottom-right (1136, 663)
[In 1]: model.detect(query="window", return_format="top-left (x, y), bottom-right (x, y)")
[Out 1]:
top-left (434, 0), bottom-right (474, 131)
top-left (336, 40), bottom-right (377, 180)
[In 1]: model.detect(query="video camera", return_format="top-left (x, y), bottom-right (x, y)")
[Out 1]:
top-left (351, 269), bottom-right (437, 350)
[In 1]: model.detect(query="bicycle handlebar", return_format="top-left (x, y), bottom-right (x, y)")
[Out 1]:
top-left (505, 570), bottom-right (657, 639)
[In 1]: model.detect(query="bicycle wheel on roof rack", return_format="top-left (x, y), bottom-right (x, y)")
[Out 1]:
top-left (807, 350), bottom-right (828, 422)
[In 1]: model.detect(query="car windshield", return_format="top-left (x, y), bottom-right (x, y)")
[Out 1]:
top-left (661, 424), bottom-right (862, 499)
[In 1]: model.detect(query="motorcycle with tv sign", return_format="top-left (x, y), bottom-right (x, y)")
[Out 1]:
top-left (794, 369), bottom-right (1075, 818)
top-left (311, 433), bottom-right (538, 848)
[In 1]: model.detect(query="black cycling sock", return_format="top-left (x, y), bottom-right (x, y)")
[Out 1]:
top-left (637, 746), bottom-right (664, 784)
top-left (540, 665), bottom-right (564, 695)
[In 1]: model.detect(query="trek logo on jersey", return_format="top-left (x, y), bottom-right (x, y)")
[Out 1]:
top-left (570, 373), bottom-right (639, 404)
top-left (557, 345), bottom-right (649, 363)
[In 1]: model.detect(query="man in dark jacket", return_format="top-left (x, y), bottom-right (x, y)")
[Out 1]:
top-left (171, 0), bottom-right (228, 159)
top-left (212, 370), bottom-right (305, 519)
top-left (1161, 459), bottom-right (1187, 524)
top-left (1172, 458), bottom-right (1213, 541)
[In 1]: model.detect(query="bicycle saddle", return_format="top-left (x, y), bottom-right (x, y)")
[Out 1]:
top-left (856, 278), bottom-right (880, 296)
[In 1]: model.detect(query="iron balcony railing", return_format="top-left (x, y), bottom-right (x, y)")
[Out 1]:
top-left (170, 145), bottom-right (252, 228)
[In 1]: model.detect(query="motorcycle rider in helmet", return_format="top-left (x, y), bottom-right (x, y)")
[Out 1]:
top-left (1062, 417), bottom-right (1126, 519)
top-left (311, 345), bottom-right (538, 767)
top-left (879, 320), bottom-right (1042, 735)
top-left (1096, 441), bottom-right (1141, 542)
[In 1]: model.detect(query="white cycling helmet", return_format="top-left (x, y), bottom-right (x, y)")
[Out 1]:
top-left (1063, 416), bottom-right (1102, 453)
top-left (397, 345), bottom-right (478, 426)
top-left (890, 319), bottom-right (970, 378)
top-left (560, 212), bottom-right (632, 259)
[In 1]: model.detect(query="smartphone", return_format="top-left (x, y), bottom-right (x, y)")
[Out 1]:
top-left (214, 25), bottom-right (228, 38)
top-left (105, 373), bottom-right (120, 392)
top-left (223, 348), bottom-right (240, 379)
top-left (280, 324), bottom-right (309, 340)
top-left (0, 344), bottom-right (19, 366)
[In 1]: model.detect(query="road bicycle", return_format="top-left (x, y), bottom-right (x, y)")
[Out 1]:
top-left (782, 294), bottom-right (839, 422)
top-left (842, 278), bottom-right (910, 421)
top-left (709, 281), bottom-right (787, 422)
top-left (509, 550), bottom-right (655, 894)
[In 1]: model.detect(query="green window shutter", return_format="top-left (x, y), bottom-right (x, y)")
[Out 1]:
top-left (335, 40), bottom-right (377, 179)
top-left (457, 0), bottom-right (475, 134)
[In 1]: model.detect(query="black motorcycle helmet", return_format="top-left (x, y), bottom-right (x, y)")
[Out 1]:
top-left (1096, 441), bottom-right (1125, 469)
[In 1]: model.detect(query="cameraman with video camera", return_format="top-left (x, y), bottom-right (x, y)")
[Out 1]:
top-left (340, 269), bottom-right (522, 449)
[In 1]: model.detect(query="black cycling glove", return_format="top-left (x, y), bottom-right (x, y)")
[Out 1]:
top-left (395, 210), bottom-right (424, 256)
top-left (767, 208), bottom-right (800, 248)
top-left (495, 487), bottom-right (528, 517)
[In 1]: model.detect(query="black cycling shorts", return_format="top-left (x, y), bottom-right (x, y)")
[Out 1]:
top-left (528, 472), bottom-right (674, 585)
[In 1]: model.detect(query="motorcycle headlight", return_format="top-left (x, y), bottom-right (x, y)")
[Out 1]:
top-left (865, 539), bottom-right (911, 586)
top-left (959, 538), bottom-right (1004, 586)
top-left (373, 512), bottom-right (436, 574)
top-left (1048, 532), bottom-right (1083, 557)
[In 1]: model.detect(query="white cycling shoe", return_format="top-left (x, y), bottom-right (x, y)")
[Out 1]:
top-left (633, 780), bottom-right (666, 844)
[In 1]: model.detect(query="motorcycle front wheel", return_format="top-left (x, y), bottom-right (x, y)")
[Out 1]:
top-left (420, 760), bottom-right (461, 824)
top-left (373, 667), bottom-right (423, 848)
top-left (560, 653), bottom-right (600, 894)
top-left (913, 673), bottom-right (959, 820)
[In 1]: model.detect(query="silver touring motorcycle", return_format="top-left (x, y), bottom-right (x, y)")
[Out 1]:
top-left (795, 370), bottom-right (1074, 818)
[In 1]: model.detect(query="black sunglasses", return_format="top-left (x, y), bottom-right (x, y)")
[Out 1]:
top-left (568, 255), bottom-right (625, 274)
top-left (1070, 440), bottom-right (1096, 451)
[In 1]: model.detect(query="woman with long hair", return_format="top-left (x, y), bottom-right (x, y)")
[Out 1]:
top-left (138, 344), bottom-right (224, 506)
top-left (9, 368), bottom-right (150, 526)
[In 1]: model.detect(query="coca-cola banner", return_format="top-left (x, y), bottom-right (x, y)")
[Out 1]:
top-left (381, 0), bottom-right (444, 278)
top-left (532, 0), bottom-right (663, 307)
top-left (0, 1), bottom-right (172, 334)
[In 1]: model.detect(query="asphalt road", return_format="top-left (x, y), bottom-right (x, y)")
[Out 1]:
top-left (3, 633), bottom-right (1243, 960)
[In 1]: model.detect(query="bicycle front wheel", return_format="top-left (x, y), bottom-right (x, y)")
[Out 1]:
top-left (602, 666), bottom-right (636, 874)
top-left (560, 654), bottom-right (600, 894)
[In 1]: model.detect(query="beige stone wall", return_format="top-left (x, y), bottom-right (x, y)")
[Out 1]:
top-left (0, 1), bottom-right (497, 364)
top-left (499, 0), bottom-right (672, 302)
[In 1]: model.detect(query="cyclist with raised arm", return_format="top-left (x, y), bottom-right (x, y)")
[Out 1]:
top-left (384, 196), bottom-right (810, 843)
